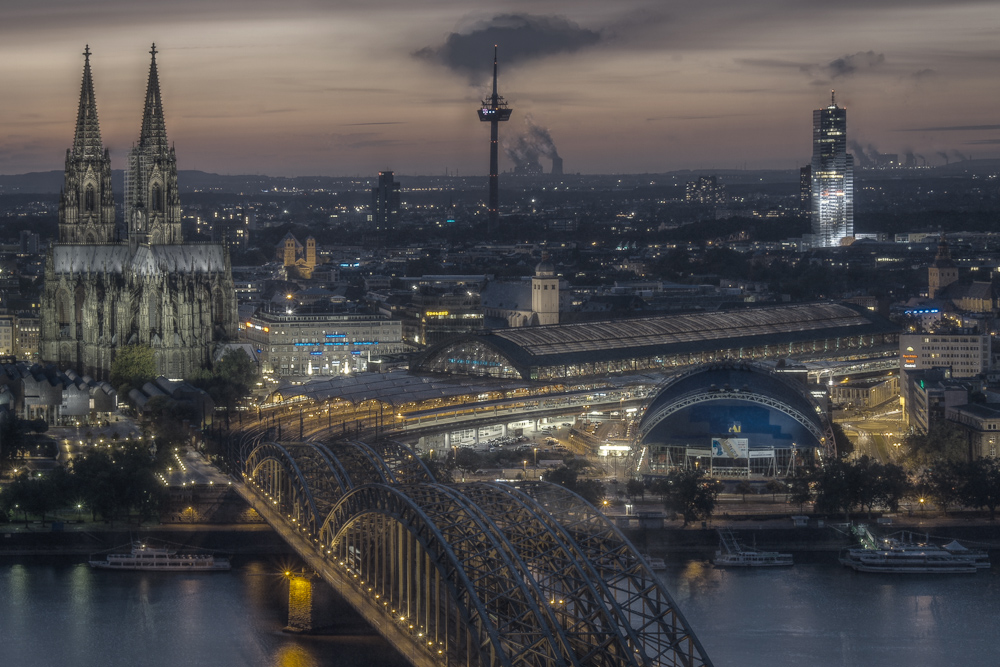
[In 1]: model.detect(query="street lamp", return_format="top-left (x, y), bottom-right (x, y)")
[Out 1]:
top-left (919, 497), bottom-right (925, 510)
top-left (533, 447), bottom-right (538, 468)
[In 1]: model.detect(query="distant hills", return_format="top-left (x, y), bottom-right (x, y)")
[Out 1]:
top-left (0, 170), bottom-right (379, 196)
top-left (2, 159), bottom-right (999, 196)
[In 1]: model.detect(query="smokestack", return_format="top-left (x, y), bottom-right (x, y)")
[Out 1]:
top-left (551, 155), bottom-right (563, 175)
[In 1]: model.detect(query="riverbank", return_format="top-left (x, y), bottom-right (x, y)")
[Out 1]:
top-left (5, 516), bottom-right (999, 558)
top-left (0, 524), bottom-right (294, 556)
top-left (624, 519), bottom-right (1000, 555)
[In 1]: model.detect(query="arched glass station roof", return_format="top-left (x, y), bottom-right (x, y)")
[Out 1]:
top-left (413, 302), bottom-right (899, 381)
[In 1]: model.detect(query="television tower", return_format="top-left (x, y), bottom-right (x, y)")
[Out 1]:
top-left (477, 46), bottom-right (512, 237)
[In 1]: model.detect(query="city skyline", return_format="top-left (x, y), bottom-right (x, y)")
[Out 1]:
top-left (2, 0), bottom-right (999, 177)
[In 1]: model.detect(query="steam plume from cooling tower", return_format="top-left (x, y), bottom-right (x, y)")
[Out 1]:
top-left (503, 114), bottom-right (562, 174)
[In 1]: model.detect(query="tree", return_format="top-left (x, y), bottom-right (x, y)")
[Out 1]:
top-left (831, 422), bottom-right (854, 459)
top-left (188, 348), bottom-right (260, 412)
top-left (1, 470), bottom-right (69, 525)
top-left (110, 345), bottom-right (157, 393)
top-left (903, 421), bottom-right (969, 467)
top-left (574, 478), bottom-right (607, 507)
top-left (813, 458), bottom-right (858, 518)
top-left (0, 417), bottom-right (27, 465)
top-left (918, 465), bottom-right (961, 513)
top-left (735, 481), bottom-right (754, 502)
top-left (957, 458), bottom-right (1000, 520)
top-left (815, 457), bottom-right (912, 518)
top-left (215, 349), bottom-right (259, 391)
top-left (661, 469), bottom-right (720, 527)
top-left (625, 479), bottom-right (646, 501)
top-left (543, 465), bottom-right (579, 489)
top-left (873, 461), bottom-right (912, 513)
top-left (788, 470), bottom-right (813, 512)
top-left (765, 479), bottom-right (787, 503)
top-left (542, 465), bottom-right (606, 507)
top-left (72, 443), bottom-right (164, 525)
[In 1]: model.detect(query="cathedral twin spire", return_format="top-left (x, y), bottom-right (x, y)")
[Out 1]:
top-left (59, 44), bottom-right (182, 246)
top-left (138, 44), bottom-right (170, 155)
top-left (72, 45), bottom-right (104, 161)
top-left (126, 42), bottom-right (182, 245)
top-left (59, 45), bottom-right (115, 244)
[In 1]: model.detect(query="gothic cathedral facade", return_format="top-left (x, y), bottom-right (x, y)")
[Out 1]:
top-left (40, 46), bottom-right (238, 380)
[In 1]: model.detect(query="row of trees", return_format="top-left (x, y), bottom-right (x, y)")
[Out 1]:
top-left (812, 456), bottom-right (911, 517)
top-left (635, 455), bottom-right (1000, 527)
top-left (541, 462), bottom-right (606, 506)
top-left (0, 443), bottom-right (164, 525)
top-left (917, 459), bottom-right (1000, 519)
top-left (813, 456), bottom-right (1000, 519)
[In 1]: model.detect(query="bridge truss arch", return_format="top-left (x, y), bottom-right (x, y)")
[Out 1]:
top-left (237, 440), bottom-right (713, 667)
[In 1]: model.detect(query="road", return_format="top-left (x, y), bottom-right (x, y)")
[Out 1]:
top-left (837, 413), bottom-right (905, 464)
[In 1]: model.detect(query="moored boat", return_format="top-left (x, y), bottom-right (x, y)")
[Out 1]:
top-left (713, 529), bottom-right (794, 567)
top-left (839, 530), bottom-right (989, 574)
top-left (88, 542), bottom-right (231, 572)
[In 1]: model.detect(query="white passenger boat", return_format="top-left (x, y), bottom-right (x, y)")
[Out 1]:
top-left (713, 529), bottom-right (794, 567)
top-left (839, 531), bottom-right (989, 574)
top-left (89, 542), bottom-right (231, 572)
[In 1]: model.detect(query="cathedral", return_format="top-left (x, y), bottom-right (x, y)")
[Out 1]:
top-left (40, 46), bottom-right (238, 380)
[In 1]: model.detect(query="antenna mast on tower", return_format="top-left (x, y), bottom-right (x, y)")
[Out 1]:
top-left (477, 46), bottom-right (512, 238)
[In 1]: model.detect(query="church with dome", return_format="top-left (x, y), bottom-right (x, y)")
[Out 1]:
top-left (39, 46), bottom-right (238, 380)
top-left (481, 253), bottom-right (562, 328)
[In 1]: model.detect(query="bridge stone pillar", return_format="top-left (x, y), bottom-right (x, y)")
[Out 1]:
top-left (286, 571), bottom-right (314, 632)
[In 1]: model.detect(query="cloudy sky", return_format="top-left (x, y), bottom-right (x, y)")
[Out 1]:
top-left (1, 0), bottom-right (998, 176)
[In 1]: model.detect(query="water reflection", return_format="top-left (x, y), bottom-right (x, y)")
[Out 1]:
top-left (5, 553), bottom-right (996, 667)
top-left (660, 553), bottom-right (1000, 667)
top-left (274, 644), bottom-right (318, 667)
top-left (0, 557), bottom-right (409, 667)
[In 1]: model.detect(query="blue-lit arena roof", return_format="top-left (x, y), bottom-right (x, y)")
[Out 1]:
top-left (638, 361), bottom-right (832, 453)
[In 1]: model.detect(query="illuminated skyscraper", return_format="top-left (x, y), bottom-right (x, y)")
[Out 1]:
top-left (810, 91), bottom-right (854, 247)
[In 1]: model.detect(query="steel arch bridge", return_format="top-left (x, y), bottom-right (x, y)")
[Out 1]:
top-left (238, 438), bottom-right (713, 667)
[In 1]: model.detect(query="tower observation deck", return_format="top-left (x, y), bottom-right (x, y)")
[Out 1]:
top-left (477, 46), bottom-right (512, 238)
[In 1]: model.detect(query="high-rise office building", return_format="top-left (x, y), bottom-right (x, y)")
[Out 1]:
top-left (371, 170), bottom-right (401, 230)
top-left (810, 91), bottom-right (854, 247)
top-left (798, 165), bottom-right (811, 211)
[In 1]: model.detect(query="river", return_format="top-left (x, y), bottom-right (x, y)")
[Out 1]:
top-left (1, 553), bottom-right (997, 667)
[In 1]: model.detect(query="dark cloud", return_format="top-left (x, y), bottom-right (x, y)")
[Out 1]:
top-left (739, 52), bottom-right (886, 80)
top-left (324, 132), bottom-right (400, 150)
top-left (900, 124), bottom-right (1000, 131)
top-left (911, 68), bottom-right (935, 79)
top-left (823, 51), bottom-right (885, 78)
top-left (736, 58), bottom-right (816, 72)
top-left (646, 114), bottom-right (754, 122)
top-left (414, 14), bottom-right (601, 82)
